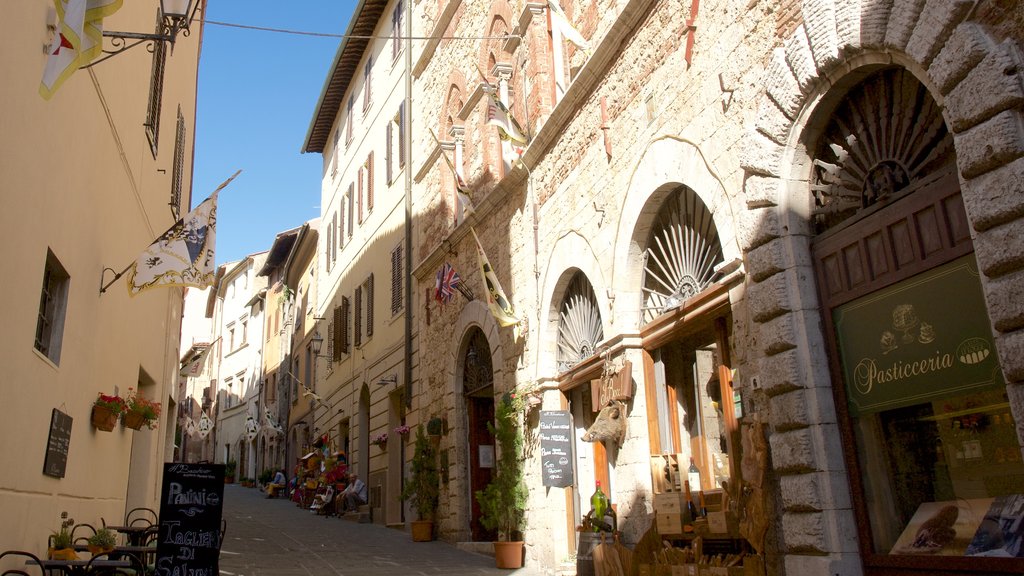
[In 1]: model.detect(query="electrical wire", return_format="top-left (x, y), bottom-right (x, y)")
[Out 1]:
top-left (201, 19), bottom-right (520, 41)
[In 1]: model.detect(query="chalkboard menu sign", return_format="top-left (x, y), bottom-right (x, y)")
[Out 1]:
top-left (539, 410), bottom-right (574, 487)
top-left (155, 463), bottom-right (225, 576)
top-left (43, 409), bottom-right (72, 478)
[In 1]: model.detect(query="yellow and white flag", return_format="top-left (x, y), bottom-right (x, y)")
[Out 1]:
top-left (486, 94), bottom-right (529, 145)
top-left (548, 0), bottom-right (591, 55)
top-left (40, 0), bottom-right (123, 99)
top-left (471, 228), bottom-right (519, 329)
top-left (126, 170), bottom-right (239, 296)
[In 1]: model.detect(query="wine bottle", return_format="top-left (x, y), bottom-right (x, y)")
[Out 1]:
top-left (684, 480), bottom-right (699, 523)
top-left (688, 457), bottom-right (701, 491)
top-left (590, 481), bottom-right (609, 532)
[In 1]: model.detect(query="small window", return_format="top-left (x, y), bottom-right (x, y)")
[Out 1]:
top-left (358, 167), bottom-right (364, 225)
top-left (363, 56), bottom-right (373, 112)
top-left (355, 285), bottom-right (363, 348)
top-left (366, 152), bottom-right (374, 212)
top-left (347, 189), bottom-right (354, 238)
top-left (398, 102), bottom-right (406, 168)
top-left (144, 12), bottom-right (167, 158)
top-left (392, 1), bottom-right (403, 62)
top-left (390, 244), bottom-right (404, 316)
top-left (346, 96), bottom-right (354, 146)
top-left (331, 212), bottom-right (338, 265)
top-left (228, 325), bottom-right (235, 351)
top-left (241, 317), bottom-right (248, 345)
top-left (366, 273), bottom-right (374, 338)
top-left (386, 121), bottom-right (394, 184)
top-left (34, 249), bottom-right (70, 364)
top-left (332, 127), bottom-right (341, 177)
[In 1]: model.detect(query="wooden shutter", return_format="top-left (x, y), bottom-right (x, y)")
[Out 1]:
top-left (340, 190), bottom-right (347, 248)
top-left (341, 297), bottom-right (350, 354)
top-left (398, 102), bottom-right (406, 167)
top-left (366, 152), bottom-right (374, 211)
top-left (358, 168), bottom-right (364, 224)
top-left (391, 245), bottom-right (403, 315)
top-left (363, 56), bottom-right (372, 112)
top-left (367, 274), bottom-right (374, 337)
top-left (331, 213), bottom-right (337, 265)
top-left (347, 189), bottom-right (354, 237)
top-left (354, 286), bottom-right (363, 347)
top-left (386, 122), bottom-right (393, 184)
top-left (346, 96), bottom-right (353, 144)
top-left (332, 305), bottom-right (343, 361)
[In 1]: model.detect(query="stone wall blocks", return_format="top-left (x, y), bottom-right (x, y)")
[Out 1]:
top-left (834, 0), bottom-right (862, 51)
top-left (739, 129), bottom-right (784, 178)
top-left (781, 511), bottom-right (828, 553)
top-left (974, 221), bottom-right (1024, 280)
top-left (859, 0), bottom-right (894, 48)
top-left (780, 471), bottom-right (824, 512)
top-left (905, 0), bottom-right (972, 68)
top-left (765, 48), bottom-right (804, 119)
top-left (739, 205), bottom-right (782, 252)
top-left (801, 0), bottom-right (840, 71)
top-left (994, 328), bottom-right (1024, 383)
top-left (785, 25), bottom-right (820, 94)
top-left (746, 237), bottom-right (786, 282)
top-left (749, 272), bottom-right (793, 323)
top-left (946, 41), bottom-right (1024, 133)
top-left (755, 97), bottom-right (794, 146)
top-left (960, 158), bottom-right (1024, 231)
top-left (954, 109), bottom-right (1024, 179)
top-left (784, 553), bottom-right (864, 576)
top-left (883, 0), bottom-right (926, 51)
top-left (761, 312), bottom-right (800, 357)
top-left (769, 427), bottom-right (816, 474)
top-left (769, 388), bottom-right (811, 432)
top-left (759, 347), bottom-right (803, 397)
top-left (929, 22), bottom-right (993, 95)
top-left (982, 268), bottom-right (1024, 333)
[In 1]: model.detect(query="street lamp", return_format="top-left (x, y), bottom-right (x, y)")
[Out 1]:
top-left (311, 331), bottom-right (324, 358)
top-left (92, 0), bottom-right (198, 65)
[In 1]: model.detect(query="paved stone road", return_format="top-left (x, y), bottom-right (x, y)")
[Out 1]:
top-left (218, 484), bottom-right (548, 576)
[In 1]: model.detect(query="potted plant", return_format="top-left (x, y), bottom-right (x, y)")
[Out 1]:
top-left (475, 392), bottom-right (528, 568)
top-left (92, 393), bottom-right (126, 432)
top-left (87, 527), bottom-right (117, 555)
top-left (400, 425), bottom-right (440, 542)
top-left (123, 388), bottom-right (162, 430)
top-left (48, 512), bottom-right (77, 560)
top-left (224, 460), bottom-right (237, 484)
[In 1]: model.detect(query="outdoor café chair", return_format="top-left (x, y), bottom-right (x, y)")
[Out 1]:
top-left (0, 550), bottom-right (44, 576)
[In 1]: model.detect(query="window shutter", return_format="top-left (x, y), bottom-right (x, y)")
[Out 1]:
top-left (398, 102), bottom-right (406, 167)
top-left (331, 213), bottom-right (337, 265)
top-left (346, 96), bottom-right (354, 145)
top-left (358, 168), bottom-right (364, 224)
top-left (386, 122), bottom-right (393, 184)
top-left (325, 222), bottom-right (332, 272)
top-left (392, 2), bottom-right (401, 61)
top-left (391, 245), bottom-right (403, 315)
top-left (341, 297), bottom-right (350, 354)
top-left (171, 108), bottom-right (185, 219)
top-left (347, 189), bottom-right (354, 237)
top-left (145, 12), bottom-right (167, 157)
top-left (354, 286), bottom-right (363, 347)
top-left (366, 152), bottom-right (374, 211)
top-left (363, 56), bottom-right (372, 112)
top-left (332, 306), bottom-right (343, 361)
top-left (339, 192), bottom-right (346, 249)
top-left (367, 273), bottom-right (374, 337)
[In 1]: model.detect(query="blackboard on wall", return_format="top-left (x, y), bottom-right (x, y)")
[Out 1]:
top-left (43, 409), bottom-right (72, 478)
top-left (155, 463), bottom-right (224, 576)
top-left (539, 410), bottom-right (574, 488)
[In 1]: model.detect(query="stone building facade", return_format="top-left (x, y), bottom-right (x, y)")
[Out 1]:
top-left (406, 0), bottom-right (1024, 574)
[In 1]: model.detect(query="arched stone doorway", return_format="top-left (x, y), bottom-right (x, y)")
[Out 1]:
top-left (459, 327), bottom-right (497, 541)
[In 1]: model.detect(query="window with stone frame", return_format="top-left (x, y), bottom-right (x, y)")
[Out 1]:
top-left (345, 95), bottom-right (354, 146)
top-left (363, 55), bottom-right (373, 113)
top-left (34, 249), bottom-right (70, 364)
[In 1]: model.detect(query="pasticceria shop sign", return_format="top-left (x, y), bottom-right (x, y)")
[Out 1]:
top-left (833, 255), bottom-right (1003, 416)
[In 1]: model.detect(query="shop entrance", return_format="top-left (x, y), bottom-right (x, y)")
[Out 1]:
top-left (461, 328), bottom-right (497, 541)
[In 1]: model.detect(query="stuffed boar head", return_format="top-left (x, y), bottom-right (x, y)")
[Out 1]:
top-left (582, 400), bottom-right (627, 446)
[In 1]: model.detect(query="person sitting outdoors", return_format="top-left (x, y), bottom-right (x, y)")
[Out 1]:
top-left (266, 469), bottom-right (287, 499)
top-left (339, 473), bottom-right (367, 512)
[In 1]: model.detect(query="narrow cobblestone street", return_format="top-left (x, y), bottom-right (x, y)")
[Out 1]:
top-left (218, 484), bottom-right (548, 576)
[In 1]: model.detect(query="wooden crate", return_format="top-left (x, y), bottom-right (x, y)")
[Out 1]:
top-left (656, 512), bottom-right (683, 535)
top-left (650, 453), bottom-right (683, 493)
top-left (654, 492), bottom-right (684, 514)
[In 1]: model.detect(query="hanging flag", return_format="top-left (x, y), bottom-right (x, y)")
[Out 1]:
top-left (40, 0), bottom-right (123, 100)
top-left (126, 170), bottom-right (240, 296)
top-left (197, 411), bottom-right (213, 439)
top-left (184, 417), bottom-right (196, 437)
top-left (435, 262), bottom-right (462, 305)
top-left (548, 0), bottom-right (592, 55)
top-left (471, 228), bottom-right (519, 329)
top-left (486, 94), bottom-right (529, 145)
top-left (245, 414), bottom-right (258, 441)
top-left (430, 129), bottom-right (476, 220)
top-left (179, 344), bottom-right (211, 377)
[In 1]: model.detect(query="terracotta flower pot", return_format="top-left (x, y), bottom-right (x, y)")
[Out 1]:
top-left (48, 548), bottom-right (78, 561)
top-left (493, 541), bottom-right (524, 569)
top-left (91, 405), bottom-right (118, 432)
top-left (123, 411), bottom-right (146, 430)
top-left (410, 520), bottom-right (433, 542)
top-left (87, 544), bottom-right (114, 556)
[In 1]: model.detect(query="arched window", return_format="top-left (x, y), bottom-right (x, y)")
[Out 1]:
top-left (556, 271), bottom-right (603, 372)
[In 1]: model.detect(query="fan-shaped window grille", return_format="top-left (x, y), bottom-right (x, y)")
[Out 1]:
top-left (641, 186), bottom-right (724, 325)
top-left (811, 68), bottom-right (953, 234)
top-left (462, 328), bottom-right (493, 396)
top-left (556, 272), bottom-right (603, 373)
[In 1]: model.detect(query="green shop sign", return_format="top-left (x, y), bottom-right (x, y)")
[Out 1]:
top-left (833, 255), bottom-right (1003, 416)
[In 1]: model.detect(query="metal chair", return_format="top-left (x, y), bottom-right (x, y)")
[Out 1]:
top-left (71, 523), bottom-right (98, 546)
top-left (86, 550), bottom-right (146, 576)
top-left (0, 550), bottom-right (44, 576)
top-left (124, 508), bottom-right (158, 528)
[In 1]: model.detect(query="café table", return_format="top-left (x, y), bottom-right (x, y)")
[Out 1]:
top-left (27, 558), bottom-right (131, 575)
top-left (104, 524), bottom-right (158, 547)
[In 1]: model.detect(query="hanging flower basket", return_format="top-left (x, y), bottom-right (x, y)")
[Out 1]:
top-left (372, 432), bottom-right (388, 451)
top-left (123, 410), bottom-right (146, 430)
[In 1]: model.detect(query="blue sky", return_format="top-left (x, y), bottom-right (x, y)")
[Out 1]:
top-left (193, 1), bottom-right (355, 265)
